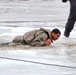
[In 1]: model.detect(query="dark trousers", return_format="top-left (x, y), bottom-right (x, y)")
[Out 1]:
top-left (65, 11), bottom-right (76, 32)
top-left (65, 0), bottom-right (76, 33)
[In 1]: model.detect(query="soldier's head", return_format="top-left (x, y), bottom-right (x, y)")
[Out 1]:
top-left (51, 28), bottom-right (61, 41)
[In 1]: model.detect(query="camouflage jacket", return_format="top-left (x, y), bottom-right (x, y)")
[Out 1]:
top-left (12, 28), bottom-right (53, 47)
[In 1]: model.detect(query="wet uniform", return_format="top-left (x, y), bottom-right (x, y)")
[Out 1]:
top-left (12, 28), bottom-right (53, 47)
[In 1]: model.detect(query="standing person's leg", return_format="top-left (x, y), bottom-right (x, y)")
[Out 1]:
top-left (64, 0), bottom-right (76, 37)
top-left (64, 13), bottom-right (76, 37)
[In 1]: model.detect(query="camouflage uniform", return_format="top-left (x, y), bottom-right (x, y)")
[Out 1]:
top-left (12, 28), bottom-right (53, 47)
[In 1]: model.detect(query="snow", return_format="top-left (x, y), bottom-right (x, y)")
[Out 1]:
top-left (0, 0), bottom-right (76, 75)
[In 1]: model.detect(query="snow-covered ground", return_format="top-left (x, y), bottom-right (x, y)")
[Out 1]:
top-left (0, 0), bottom-right (76, 75)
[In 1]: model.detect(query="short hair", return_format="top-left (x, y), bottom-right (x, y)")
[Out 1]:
top-left (51, 28), bottom-right (61, 34)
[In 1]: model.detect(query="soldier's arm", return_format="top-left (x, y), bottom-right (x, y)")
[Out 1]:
top-left (30, 33), bottom-right (48, 46)
top-left (45, 38), bottom-right (52, 46)
top-left (30, 41), bottom-right (46, 47)
top-left (31, 38), bottom-right (52, 46)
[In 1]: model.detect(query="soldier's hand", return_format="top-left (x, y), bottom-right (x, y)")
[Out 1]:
top-left (45, 39), bottom-right (51, 46)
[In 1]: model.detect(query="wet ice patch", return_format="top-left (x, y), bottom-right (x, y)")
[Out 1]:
top-left (0, 27), bottom-right (11, 34)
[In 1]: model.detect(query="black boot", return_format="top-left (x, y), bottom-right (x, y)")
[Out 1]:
top-left (64, 30), bottom-right (70, 37)
top-left (62, 0), bottom-right (68, 2)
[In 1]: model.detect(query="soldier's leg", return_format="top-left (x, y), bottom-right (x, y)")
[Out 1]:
top-left (12, 36), bottom-right (25, 44)
top-left (64, 8), bottom-right (76, 37)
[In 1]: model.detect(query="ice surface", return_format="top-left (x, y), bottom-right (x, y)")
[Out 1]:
top-left (0, 0), bottom-right (76, 75)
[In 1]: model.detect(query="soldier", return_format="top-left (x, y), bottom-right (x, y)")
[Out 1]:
top-left (12, 28), bottom-right (61, 47)
top-left (62, 0), bottom-right (76, 37)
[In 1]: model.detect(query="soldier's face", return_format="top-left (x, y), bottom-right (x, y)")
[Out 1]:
top-left (51, 33), bottom-right (61, 41)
